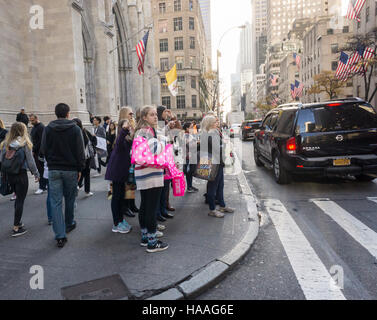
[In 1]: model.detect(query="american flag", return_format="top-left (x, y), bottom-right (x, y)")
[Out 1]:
top-left (335, 52), bottom-right (351, 81)
top-left (270, 74), bottom-right (278, 86)
top-left (349, 44), bottom-right (365, 73)
top-left (362, 47), bottom-right (376, 71)
top-left (346, 0), bottom-right (366, 22)
top-left (291, 84), bottom-right (297, 100)
top-left (136, 31), bottom-right (149, 75)
top-left (295, 80), bottom-right (304, 98)
top-left (293, 53), bottom-right (301, 69)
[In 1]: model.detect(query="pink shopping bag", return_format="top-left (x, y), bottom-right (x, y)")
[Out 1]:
top-left (172, 173), bottom-right (186, 197)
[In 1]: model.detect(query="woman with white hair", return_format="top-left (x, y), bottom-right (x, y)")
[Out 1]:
top-left (200, 115), bottom-right (234, 218)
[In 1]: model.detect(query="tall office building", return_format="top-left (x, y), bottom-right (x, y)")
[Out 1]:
top-left (198, 0), bottom-right (212, 59)
top-left (152, 0), bottom-right (209, 120)
top-left (267, 0), bottom-right (342, 45)
top-left (252, 0), bottom-right (268, 72)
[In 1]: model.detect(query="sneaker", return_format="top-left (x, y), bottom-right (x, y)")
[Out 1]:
top-left (93, 173), bottom-right (101, 178)
top-left (66, 221), bottom-right (77, 234)
top-left (162, 212), bottom-right (174, 219)
top-left (219, 207), bottom-right (235, 214)
top-left (57, 238), bottom-right (67, 248)
top-left (17, 222), bottom-right (25, 228)
top-left (157, 224), bottom-right (166, 231)
top-left (10, 194), bottom-right (16, 201)
top-left (114, 222), bottom-right (132, 234)
top-left (157, 215), bottom-right (167, 222)
top-left (146, 240), bottom-right (169, 253)
top-left (35, 189), bottom-right (45, 195)
top-left (140, 238), bottom-right (148, 247)
top-left (85, 192), bottom-right (94, 197)
top-left (12, 227), bottom-right (28, 237)
top-left (187, 188), bottom-right (196, 193)
top-left (208, 210), bottom-right (225, 218)
top-left (191, 187), bottom-right (199, 192)
top-left (156, 231), bottom-right (164, 238)
top-left (107, 192), bottom-right (112, 200)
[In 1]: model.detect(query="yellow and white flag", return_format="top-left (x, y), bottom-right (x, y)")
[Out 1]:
top-left (166, 64), bottom-right (178, 97)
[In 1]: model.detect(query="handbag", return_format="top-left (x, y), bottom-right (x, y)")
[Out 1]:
top-left (172, 173), bottom-right (186, 197)
top-left (193, 152), bottom-right (220, 182)
top-left (0, 172), bottom-right (13, 196)
top-left (125, 184), bottom-right (136, 200)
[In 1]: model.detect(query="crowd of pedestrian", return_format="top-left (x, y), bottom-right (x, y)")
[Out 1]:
top-left (0, 104), bottom-right (234, 252)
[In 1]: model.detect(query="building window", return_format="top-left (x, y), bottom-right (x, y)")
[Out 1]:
top-left (177, 95), bottom-right (186, 109)
top-left (159, 20), bottom-right (168, 33)
top-left (178, 76), bottom-right (185, 85)
top-left (331, 44), bottom-right (338, 54)
top-left (327, 28), bottom-right (334, 35)
top-left (175, 56), bottom-right (184, 70)
top-left (161, 77), bottom-right (167, 90)
top-left (162, 96), bottom-right (171, 109)
top-left (159, 3), bottom-right (166, 14)
top-left (160, 39), bottom-right (168, 52)
top-left (190, 56), bottom-right (196, 68)
top-left (189, 17), bottom-right (195, 30)
top-left (174, 0), bottom-right (181, 12)
top-left (331, 61), bottom-right (338, 71)
top-left (191, 76), bottom-right (196, 89)
top-left (189, 0), bottom-right (193, 11)
top-left (343, 26), bottom-right (349, 33)
top-left (160, 58), bottom-right (169, 71)
top-left (366, 7), bottom-right (370, 22)
top-left (190, 37), bottom-right (195, 49)
top-left (192, 95), bottom-right (197, 108)
top-left (175, 37), bottom-right (184, 50)
top-left (174, 17), bottom-right (183, 31)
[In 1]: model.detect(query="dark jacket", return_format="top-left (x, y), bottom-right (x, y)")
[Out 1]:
top-left (16, 113), bottom-right (29, 126)
top-left (30, 122), bottom-right (45, 155)
top-left (0, 128), bottom-right (7, 144)
top-left (83, 129), bottom-right (97, 149)
top-left (41, 119), bottom-right (85, 172)
top-left (105, 128), bottom-right (132, 183)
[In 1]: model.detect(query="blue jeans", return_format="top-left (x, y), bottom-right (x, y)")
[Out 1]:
top-left (46, 181), bottom-right (52, 222)
top-left (207, 166), bottom-right (226, 211)
top-left (49, 170), bottom-right (78, 240)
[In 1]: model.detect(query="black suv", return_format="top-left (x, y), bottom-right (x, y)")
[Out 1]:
top-left (253, 98), bottom-right (377, 184)
top-left (241, 120), bottom-right (262, 141)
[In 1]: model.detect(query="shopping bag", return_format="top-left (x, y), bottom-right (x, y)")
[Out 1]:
top-left (172, 173), bottom-right (186, 197)
top-left (193, 153), bottom-right (220, 182)
top-left (0, 173), bottom-right (13, 196)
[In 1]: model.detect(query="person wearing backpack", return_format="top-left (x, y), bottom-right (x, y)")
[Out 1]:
top-left (134, 105), bottom-right (169, 253)
top-left (72, 118), bottom-right (97, 197)
top-left (0, 122), bottom-right (40, 237)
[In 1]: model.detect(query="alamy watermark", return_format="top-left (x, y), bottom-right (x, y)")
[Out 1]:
top-left (329, 265), bottom-right (344, 290)
top-left (29, 5), bottom-right (44, 30)
top-left (29, 265), bottom-right (44, 290)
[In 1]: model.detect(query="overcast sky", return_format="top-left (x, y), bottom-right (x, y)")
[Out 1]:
top-left (210, 0), bottom-right (349, 116)
top-left (211, 0), bottom-right (251, 115)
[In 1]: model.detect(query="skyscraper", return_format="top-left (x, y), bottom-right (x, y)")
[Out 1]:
top-left (198, 0), bottom-right (212, 59)
top-left (252, 0), bottom-right (268, 72)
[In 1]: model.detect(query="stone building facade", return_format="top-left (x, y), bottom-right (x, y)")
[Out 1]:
top-left (0, 0), bottom-right (160, 127)
top-left (152, 0), bottom-right (209, 121)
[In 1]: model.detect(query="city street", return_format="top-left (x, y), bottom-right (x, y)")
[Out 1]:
top-left (199, 138), bottom-right (377, 300)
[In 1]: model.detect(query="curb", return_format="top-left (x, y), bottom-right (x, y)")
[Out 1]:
top-left (147, 152), bottom-right (260, 300)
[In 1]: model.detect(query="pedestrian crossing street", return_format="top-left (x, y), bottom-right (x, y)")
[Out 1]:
top-left (263, 197), bottom-right (377, 300)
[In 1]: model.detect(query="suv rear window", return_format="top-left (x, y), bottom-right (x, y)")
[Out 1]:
top-left (296, 103), bottom-right (377, 134)
top-left (245, 122), bottom-right (261, 129)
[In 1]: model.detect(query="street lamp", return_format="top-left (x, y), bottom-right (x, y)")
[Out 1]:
top-left (216, 25), bottom-right (246, 123)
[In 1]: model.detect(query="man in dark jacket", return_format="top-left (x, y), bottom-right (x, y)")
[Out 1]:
top-left (30, 114), bottom-right (47, 194)
top-left (16, 108), bottom-right (29, 127)
top-left (41, 103), bottom-right (85, 248)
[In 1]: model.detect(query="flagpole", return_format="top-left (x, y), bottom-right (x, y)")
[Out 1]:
top-left (109, 23), bottom-right (153, 54)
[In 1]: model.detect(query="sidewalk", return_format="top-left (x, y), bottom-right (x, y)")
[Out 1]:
top-left (0, 162), bottom-right (258, 300)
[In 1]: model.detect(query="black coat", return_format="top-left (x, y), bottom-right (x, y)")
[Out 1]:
top-left (30, 122), bottom-right (45, 155)
top-left (16, 113), bottom-right (29, 126)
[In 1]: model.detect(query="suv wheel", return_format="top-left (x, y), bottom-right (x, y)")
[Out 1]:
top-left (355, 174), bottom-right (376, 182)
top-left (273, 154), bottom-right (291, 184)
top-left (254, 144), bottom-right (263, 167)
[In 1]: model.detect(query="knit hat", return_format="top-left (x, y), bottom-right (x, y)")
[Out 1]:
top-left (157, 105), bottom-right (166, 122)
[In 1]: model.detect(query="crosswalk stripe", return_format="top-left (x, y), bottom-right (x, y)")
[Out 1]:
top-left (367, 197), bottom-right (377, 205)
top-left (312, 199), bottom-right (377, 261)
top-left (265, 199), bottom-right (346, 300)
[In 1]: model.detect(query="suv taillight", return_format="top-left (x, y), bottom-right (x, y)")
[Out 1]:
top-left (286, 137), bottom-right (297, 154)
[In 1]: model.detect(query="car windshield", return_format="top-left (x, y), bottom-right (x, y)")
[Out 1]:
top-left (296, 103), bottom-right (377, 133)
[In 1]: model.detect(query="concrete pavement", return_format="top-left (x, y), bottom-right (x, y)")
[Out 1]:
top-left (0, 158), bottom-right (259, 300)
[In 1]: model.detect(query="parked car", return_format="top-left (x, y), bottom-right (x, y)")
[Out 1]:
top-left (229, 124), bottom-right (241, 137)
top-left (241, 120), bottom-right (262, 141)
top-left (254, 98), bottom-right (377, 184)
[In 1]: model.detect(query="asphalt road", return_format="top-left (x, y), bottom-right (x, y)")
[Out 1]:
top-left (199, 137), bottom-right (377, 300)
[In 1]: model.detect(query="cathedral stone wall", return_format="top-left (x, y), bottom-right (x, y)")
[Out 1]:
top-left (0, 0), bottom-right (159, 127)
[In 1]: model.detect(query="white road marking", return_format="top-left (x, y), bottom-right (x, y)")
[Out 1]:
top-left (367, 197), bottom-right (377, 205)
top-left (312, 199), bottom-right (377, 261)
top-left (265, 199), bottom-right (346, 300)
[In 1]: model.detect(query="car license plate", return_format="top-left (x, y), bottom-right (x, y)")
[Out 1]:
top-left (333, 159), bottom-right (351, 166)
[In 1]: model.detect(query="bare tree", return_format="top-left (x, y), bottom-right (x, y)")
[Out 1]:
top-left (308, 71), bottom-right (346, 99)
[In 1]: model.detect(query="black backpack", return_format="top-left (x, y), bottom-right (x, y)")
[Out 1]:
top-left (1, 148), bottom-right (25, 175)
